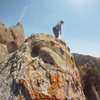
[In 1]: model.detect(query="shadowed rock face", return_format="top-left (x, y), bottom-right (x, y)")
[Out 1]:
top-left (73, 53), bottom-right (100, 100)
top-left (0, 22), bottom-right (24, 63)
top-left (0, 33), bottom-right (86, 100)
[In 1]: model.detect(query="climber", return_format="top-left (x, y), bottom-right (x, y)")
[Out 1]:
top-left (53, 20), bottom-right (64, 38)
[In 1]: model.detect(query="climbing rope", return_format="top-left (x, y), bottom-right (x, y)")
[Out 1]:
top-left (67, 66), bottom-right (71, 100)
top-left (68, 80), bottom-right (70, 100)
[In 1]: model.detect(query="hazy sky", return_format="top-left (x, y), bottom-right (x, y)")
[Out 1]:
top-left (0, 0), bottom-right (100, 57)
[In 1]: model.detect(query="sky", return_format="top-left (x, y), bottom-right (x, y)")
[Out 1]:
top-left (0, 0), bottom-right (100, 57)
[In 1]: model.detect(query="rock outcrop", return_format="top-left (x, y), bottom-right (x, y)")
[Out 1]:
top-left (73, 53), bottom-right (100, 100)
top-left (0, 33), bottom-right (86, 100)
top-left (9, 22), bottom-right (24, 46)
top-left (0, 22), bottom-right (24, 63)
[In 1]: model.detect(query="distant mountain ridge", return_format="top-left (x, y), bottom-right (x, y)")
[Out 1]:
top-left (72, 53), bottom-right (100, 71)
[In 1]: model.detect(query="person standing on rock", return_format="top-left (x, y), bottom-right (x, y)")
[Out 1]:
top-left (53, 20), bottom-right (64, 38)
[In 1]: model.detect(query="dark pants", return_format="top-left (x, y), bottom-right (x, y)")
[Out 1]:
top-left (53, 27), bottom-right (59, 38)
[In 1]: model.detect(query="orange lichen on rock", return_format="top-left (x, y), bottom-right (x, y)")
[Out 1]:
top-left (47, 74), bottom-right (58, 97)
top-left (47, 74), bottom-right (66, 99)
top-left (47, 86), bottom-right (55, 96)
top-left (19, 79), bottom-right (41, 100)
top-left (0, 33), bottom-right (86, 100)
top-left (19, 79), bottom-right (27, 86)
top-left (28, 89), bottom-right (40, 100)
top-left (51, 74), bottom-right (59, 84)
top-left (55, 88), bottom-right (67, 99)
top-left (58, 75), bottom-right (65, 88)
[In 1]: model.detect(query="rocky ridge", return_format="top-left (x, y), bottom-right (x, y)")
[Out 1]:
top-left (0, 33), bottom-right (86, 100)
top-left (73, 53), bottom-right (100, 71)
top-left (0, 22), bottom-right (24, 63)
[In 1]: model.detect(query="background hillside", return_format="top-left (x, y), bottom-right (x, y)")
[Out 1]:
top-left (73, 53), bottom-right (100, 100)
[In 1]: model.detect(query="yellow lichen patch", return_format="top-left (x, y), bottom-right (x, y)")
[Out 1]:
top-left (28, 65), bottom-right (36, 76)
top-left (28, 56), bottom-right (38, 64)
top-left (70, 56), bottom-right (75, 68)
top-left (30, 56), bottom-right (38, 61)
top-left (39, 93), bottom-right (52, 100)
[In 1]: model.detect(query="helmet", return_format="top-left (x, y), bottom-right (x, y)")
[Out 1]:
top-left (60, 20), bottom-right (64, 24)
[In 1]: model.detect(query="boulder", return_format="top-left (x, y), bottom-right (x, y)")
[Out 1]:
top-left (0, 33), bottom-right (86, 100)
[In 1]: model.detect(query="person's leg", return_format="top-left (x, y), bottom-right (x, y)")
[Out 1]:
top-left (55, 33), bottom-right (59, 38)
top-left (53, 27), bottom-right (59, 38)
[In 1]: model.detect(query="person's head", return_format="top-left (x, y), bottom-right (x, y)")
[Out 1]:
top-left (60, 20), bottom-right (64, 24)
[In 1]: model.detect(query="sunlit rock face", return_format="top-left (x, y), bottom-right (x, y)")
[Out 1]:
top-left (0, 43), bottom-right (8, 62)
top-left (0, 22), bottom-right (24, 63)
top-left (9, 22), bottom-right (24, 46)
top-left (0, 33), bottom-right (86, 100)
